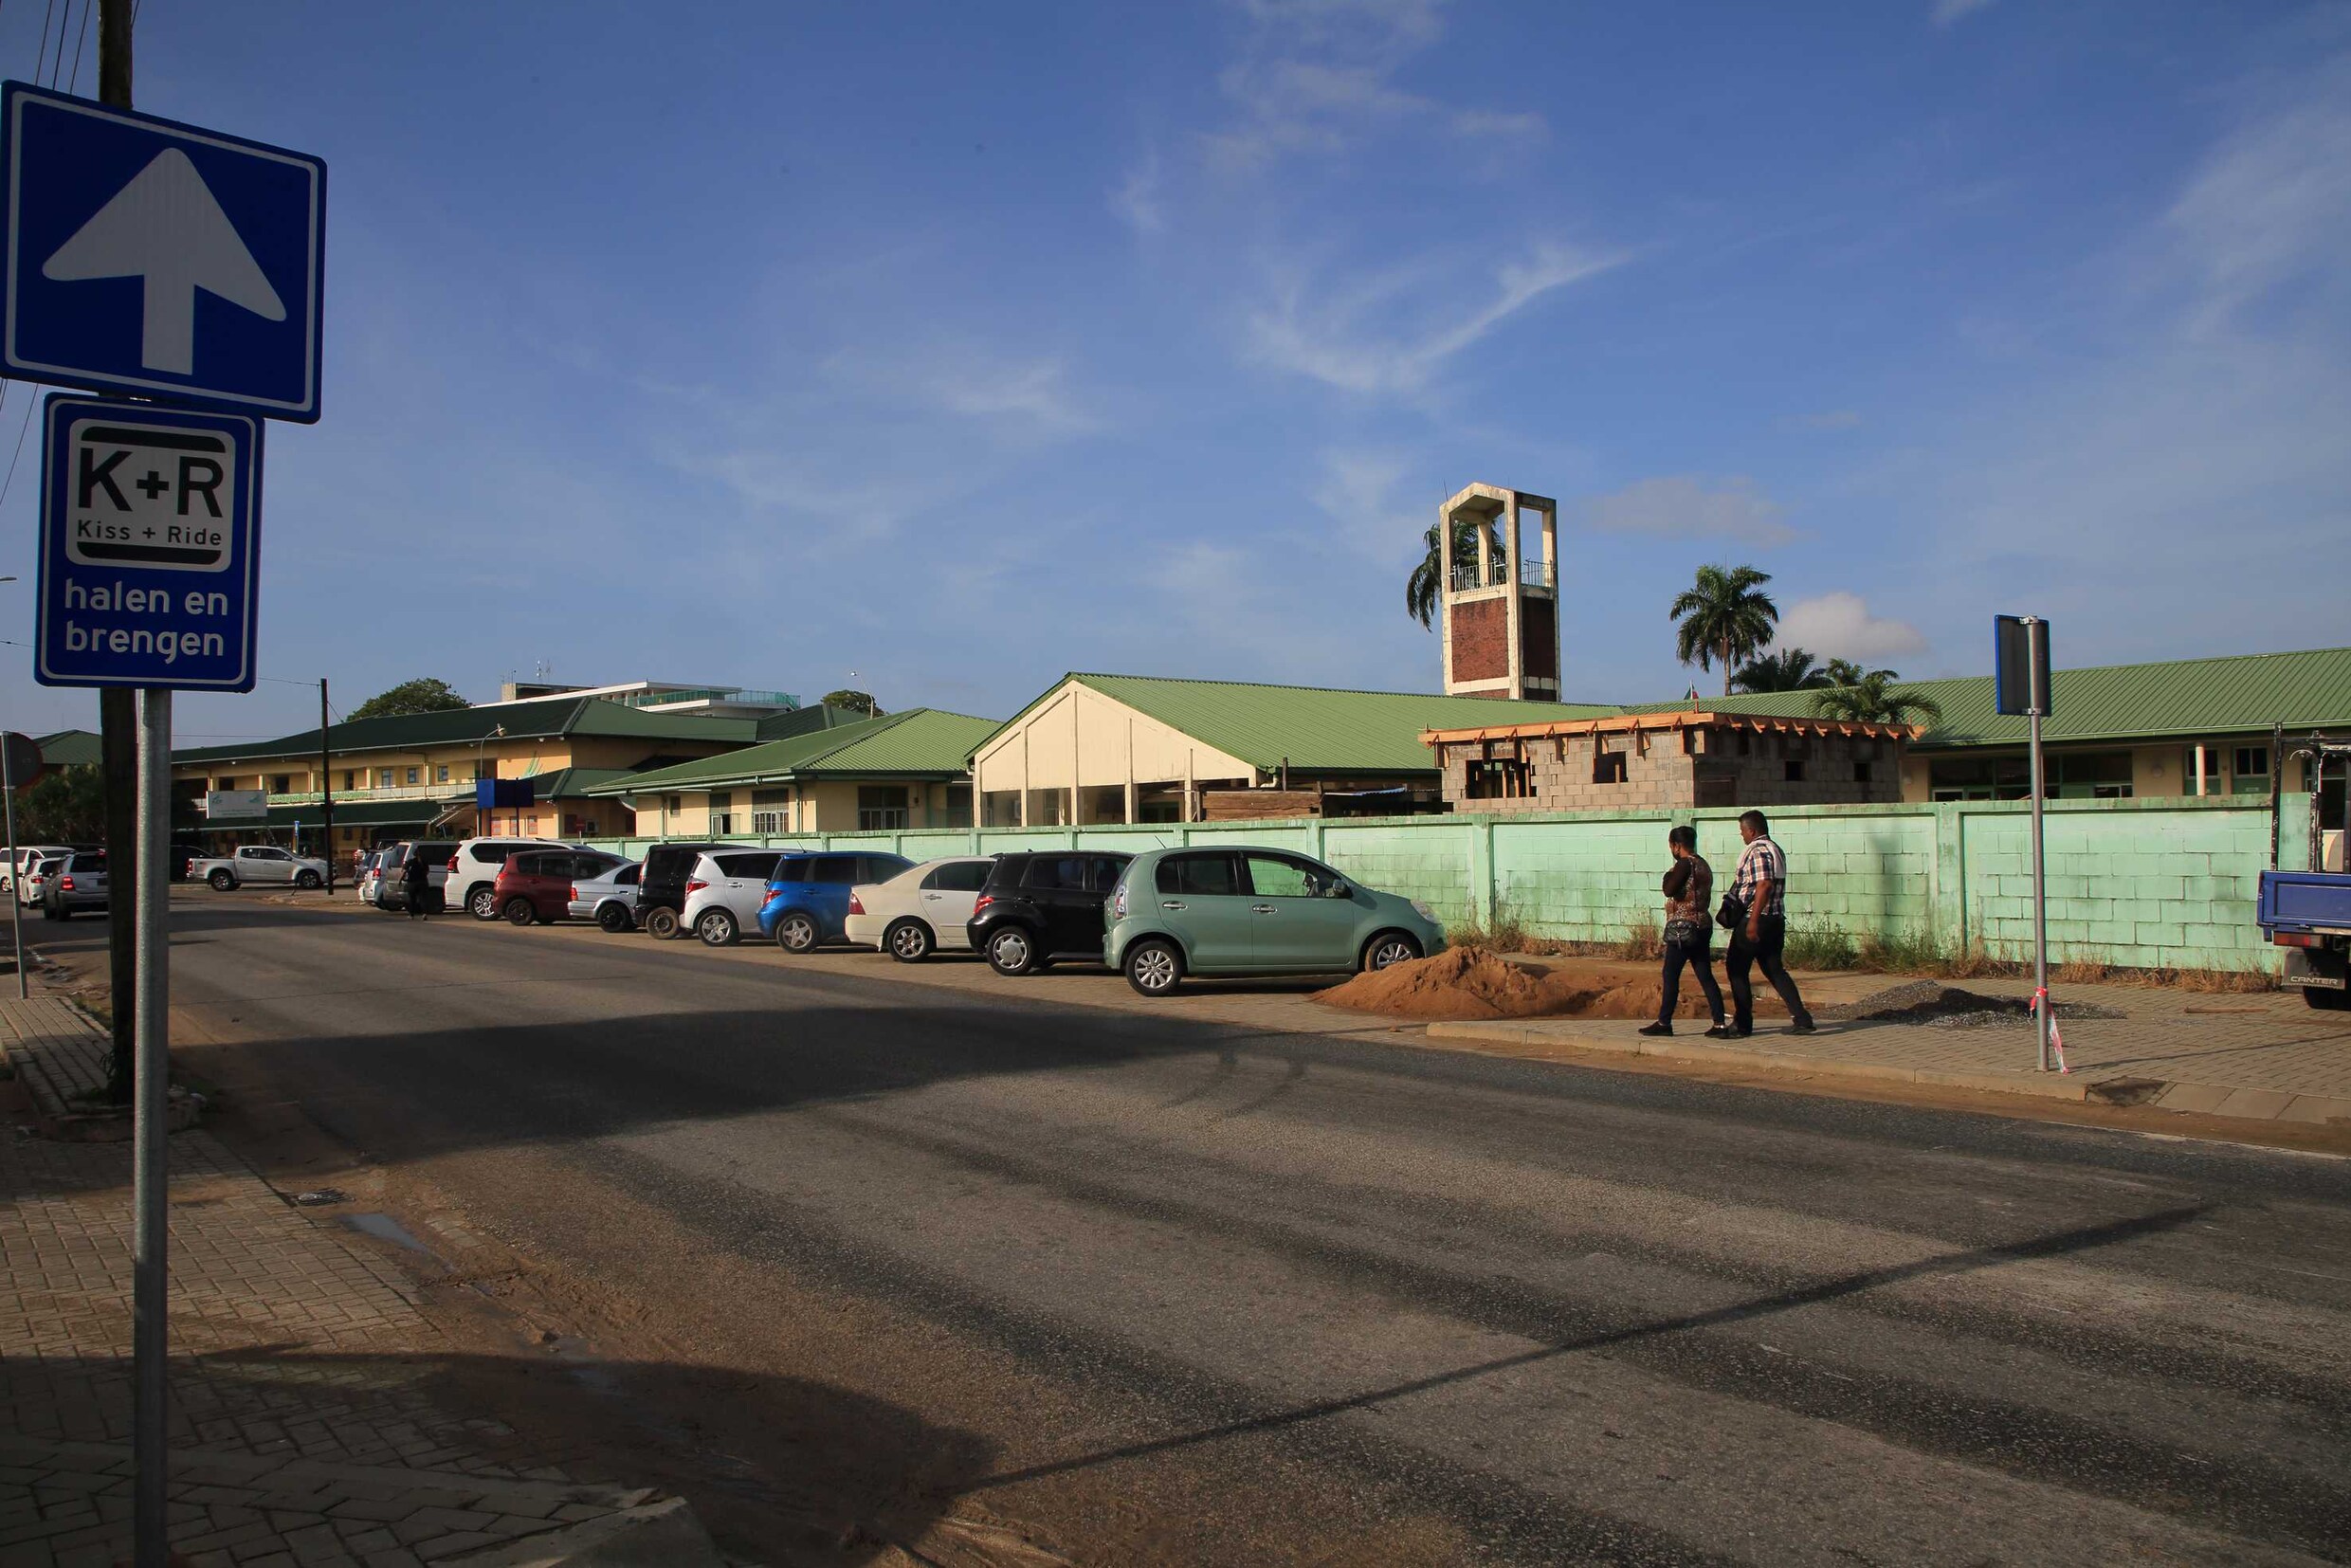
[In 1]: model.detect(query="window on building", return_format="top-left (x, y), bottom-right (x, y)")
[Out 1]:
top-left (377, 769), bottom-right (394, 789)
top-left (1592, 748), bottom-right (1627, 786)
top-left (1853, 761), bottom-right (1873, 784)
top-left (1737, 730), bottom-right (1752, 756)
top-left (341, 771), bottom-right (355, 791)
top-left (858, 785), bottom-right (911, 830)
top-left (268, 774), bottom-right (290, 794)
top-left (753, 811), bottom-right (787, 834)
top-left (435, 765), bottom-right (449, 783)
top-left (1682, 729), bottom-right (1704, 756)
top-left (1784, 758), bottom-right (1806, 783)
top-left (664, 794), bottom-right (682, 812)
top-left (1466, 758), bottom-right (1533, 798)
top-left (2230, 746), bottom-right (2270, 796)
top-left (710, 811), bottom-right (736, 834)
top-left (405, 768), bottom-right (420, 785)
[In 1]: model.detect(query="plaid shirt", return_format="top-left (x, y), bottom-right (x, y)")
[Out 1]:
top-left (1732, 836), bottom-right (1787, 920)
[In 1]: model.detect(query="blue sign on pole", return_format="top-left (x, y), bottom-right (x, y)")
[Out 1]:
top-left (1, 81), bottom-right (325, 421)
top-left (35, 394), bottom-right (263, 691)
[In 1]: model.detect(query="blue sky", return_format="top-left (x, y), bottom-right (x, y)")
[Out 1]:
top-left (2, 0), bottom-right (2346, 744)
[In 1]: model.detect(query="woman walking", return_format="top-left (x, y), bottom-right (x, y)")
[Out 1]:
top-left (1641, 825), bottom-right (1729, 1038)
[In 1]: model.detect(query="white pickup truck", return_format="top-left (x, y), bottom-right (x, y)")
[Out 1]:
top-left (191, 845), bottom-right (331, 891)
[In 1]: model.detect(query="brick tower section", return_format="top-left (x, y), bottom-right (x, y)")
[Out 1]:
top-left (1437, 483), bottom-right (1560, 702)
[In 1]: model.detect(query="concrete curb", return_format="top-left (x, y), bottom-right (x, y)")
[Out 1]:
top-left (447, 1495), bottom-right (727, 1566)
top-left (1421, 1020), bottom-right (2351, 1127)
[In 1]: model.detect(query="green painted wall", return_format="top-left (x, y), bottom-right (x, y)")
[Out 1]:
top-left (590, 793), bottom-right (2308, 972)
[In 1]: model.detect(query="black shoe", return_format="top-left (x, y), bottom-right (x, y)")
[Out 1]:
top-left (1730, 1025), bottom-right (1753, 1037)
top-left (1704, 1024), bottom-right (1735, 1039)
top-left (1788, 1017), bottom-right (1816, 1035)
top-left (1637, 1022), bottom-right (1673, 1037)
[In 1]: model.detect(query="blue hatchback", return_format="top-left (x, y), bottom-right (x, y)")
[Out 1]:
top-left (759, 848), bottom-right (914, 954)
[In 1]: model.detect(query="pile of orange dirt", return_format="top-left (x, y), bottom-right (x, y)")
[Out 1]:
top-left (1316, 946), bottom-right (1790, 1022)
top-left (1316, 947), bottom-right (1604, 1020)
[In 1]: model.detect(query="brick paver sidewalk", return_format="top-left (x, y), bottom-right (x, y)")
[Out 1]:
top-left (0, 998), bottom-right (720, 1567)
top-left (1428, 971), bottom-right (2351, 1126)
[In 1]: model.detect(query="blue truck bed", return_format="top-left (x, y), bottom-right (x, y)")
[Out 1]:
top-left (2258, 870), bottom-right (2351, 933)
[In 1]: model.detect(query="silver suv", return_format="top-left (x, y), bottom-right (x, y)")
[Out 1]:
top-left (41, 850), bottom-right (108, 921)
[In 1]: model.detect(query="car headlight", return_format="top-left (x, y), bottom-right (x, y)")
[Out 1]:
top-left (1410, 900), bottom-right (1435, 921)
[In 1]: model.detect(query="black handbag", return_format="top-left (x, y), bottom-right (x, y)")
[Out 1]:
top-left (1716, 892), bottom-right (1745, 932)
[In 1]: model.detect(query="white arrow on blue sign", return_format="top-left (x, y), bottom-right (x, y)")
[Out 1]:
top-left (1, 82), bottom-right (324, 421)
top-left (36, 394), bottom-right (263, 691)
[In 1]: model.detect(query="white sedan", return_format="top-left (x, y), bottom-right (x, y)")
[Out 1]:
top-left (843, 856), bottom-right (994, 962)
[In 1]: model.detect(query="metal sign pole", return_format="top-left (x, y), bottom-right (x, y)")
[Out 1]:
top-left (132, 685), bottom-right (171, 1567)
top-left (2, 745), bottom-right (23, 999)
top-left (2029, 702), bottom-right (2051, 1073)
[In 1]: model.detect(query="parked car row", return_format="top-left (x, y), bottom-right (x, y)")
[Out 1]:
top-left (335, 832), bottom-right (1446, 996)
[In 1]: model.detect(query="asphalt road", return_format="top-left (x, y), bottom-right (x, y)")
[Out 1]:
top-left (64, 893), bottom-right (2351, 1565)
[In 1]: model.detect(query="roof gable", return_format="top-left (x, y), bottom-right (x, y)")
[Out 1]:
top-left (1052, 673), bottom-right (1619, 775)
top-left (585, 708), bottom-right (998, 793)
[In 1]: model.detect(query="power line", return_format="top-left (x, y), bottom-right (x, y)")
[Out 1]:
top-left (64, 0), bottom-right (90, 93)
top-left (33, 0), bottom-right (56, 87)
top-left (0, 398), bottom-right (36, 514)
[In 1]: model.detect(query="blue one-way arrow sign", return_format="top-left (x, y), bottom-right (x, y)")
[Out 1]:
top-left (1, 82), bottom-right (324, 421)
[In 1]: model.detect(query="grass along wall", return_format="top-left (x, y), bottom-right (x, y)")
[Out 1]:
top-left (589, 793), bottom-right (2305, 974)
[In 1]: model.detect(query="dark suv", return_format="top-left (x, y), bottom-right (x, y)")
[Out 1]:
top-left (635, 842), bottom-right (741, 940)
top-left (967, 850), bottom-right (1132, 975)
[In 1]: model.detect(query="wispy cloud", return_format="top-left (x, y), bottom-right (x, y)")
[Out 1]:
top-left (1776, 593), bottom-right (1927, 663)
top-left (1248, 242), bottom-right (1621, 393)
top-left (2161, 53), bottom-right (2351, 336)
top-left (1112, 153), bottom-right (1166, 236)
top-left (1931, 0), bottom-right (1996, 27)
top-left (1576, 475), bottom-right (1797, 546)
top-left (1205, 0), bottom-right (1541, 168)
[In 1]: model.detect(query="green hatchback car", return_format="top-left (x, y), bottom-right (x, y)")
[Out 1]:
top-left (1103, 845), bottom-right (1445, 996)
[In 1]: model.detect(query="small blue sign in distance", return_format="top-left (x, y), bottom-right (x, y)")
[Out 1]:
top-left (36, 394), bottom-right (263, 691)
top-left (1, 81), bottom-right (324, 421)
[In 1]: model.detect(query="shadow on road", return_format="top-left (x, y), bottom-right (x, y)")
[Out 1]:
top-left (3, 1345), bottom-right (999, 1564)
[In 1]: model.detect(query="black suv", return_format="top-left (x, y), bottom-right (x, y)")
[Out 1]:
top-left (967, 850), bottom-right (1132, 975)
top-left (636, 842), bottom-right (740, 940)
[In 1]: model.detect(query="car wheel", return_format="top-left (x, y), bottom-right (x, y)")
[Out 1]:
top-left (1124, 938), bottom-right (1183, 997)
top-left (698, 908), bottom-right (739, 946)
top-left (986, 925), bottom-right (1038, 976)
top-left (294, 869), bottom-right (321, 889)
top-left (2305, 986), bottom-right (2351, 1012)
top-left (774, 911), bottom-right (819, 954)
top-left (885, 919), bottom-right (934, 963)
top-left (466, 884), bottom-right (500, 921)
top-left (1361, 931), bottom-right (1423, 973)
top-left (502, 897), bottom-right (536, 926)
top-left (596, 903), bottom-right (633, 934)
top-left (643, 906), bottom-right (682, 940)
top-left (207, 869), bottom-right (235, 891)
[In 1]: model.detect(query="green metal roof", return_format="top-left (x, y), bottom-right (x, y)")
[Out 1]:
top-left (172, 696), bottom-right (756, 766)
top-left (34, 729), bottom-right (100, 768)
top-left (583, 708), bottom-right (998, 794)
top-left (517, 766), bottom-right (639, 799)
top-left (753, 702), bottom-right (870, 742)
top-left (1623, 647), bottom-right (2351, 749)
top-left (1020, 674), bottom-right (1619, 776)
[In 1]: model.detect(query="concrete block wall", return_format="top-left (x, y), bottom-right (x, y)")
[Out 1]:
top-left (590, 793), bottom-right (2307, 973)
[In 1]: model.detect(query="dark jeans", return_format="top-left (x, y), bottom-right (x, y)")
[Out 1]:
top-left (1658, 934), bottom-right (1724, 1027)
top-left (1726, 914), bottom-right (1811, 1030)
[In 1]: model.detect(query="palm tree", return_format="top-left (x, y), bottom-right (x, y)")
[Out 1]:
top-left (1810, 670), bottom-right (1944, 729)
top-left (1821, 657), bottom-right (1895, 688)
top-left (1407, 518), bottom-right (1497, 630)
top-left (1732, 647), bottom-right (1831, 693)
top-left (1669, 564), bottom-right (1778, 695)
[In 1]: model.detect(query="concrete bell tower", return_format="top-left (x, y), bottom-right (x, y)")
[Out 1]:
top-left (1438, 483), bottom-right (1559, 702)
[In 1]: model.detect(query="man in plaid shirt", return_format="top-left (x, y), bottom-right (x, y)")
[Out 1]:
top-left (1727, 810), bottom-right (1815, 1035)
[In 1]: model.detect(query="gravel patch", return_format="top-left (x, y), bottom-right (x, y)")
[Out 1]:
top-left (1832, 980), bottom-right (2125, 1030)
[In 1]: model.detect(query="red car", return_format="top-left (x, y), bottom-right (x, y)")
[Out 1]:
top-left (491, 848), bottom-right (622, 925)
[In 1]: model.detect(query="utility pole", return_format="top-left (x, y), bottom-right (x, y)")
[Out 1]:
top-left (320, 679), bottom-right (334, 894)
top-left (95, 10), bottom-right (173, 1560)
top-left (98, 0), bottom-right (137, 1103)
